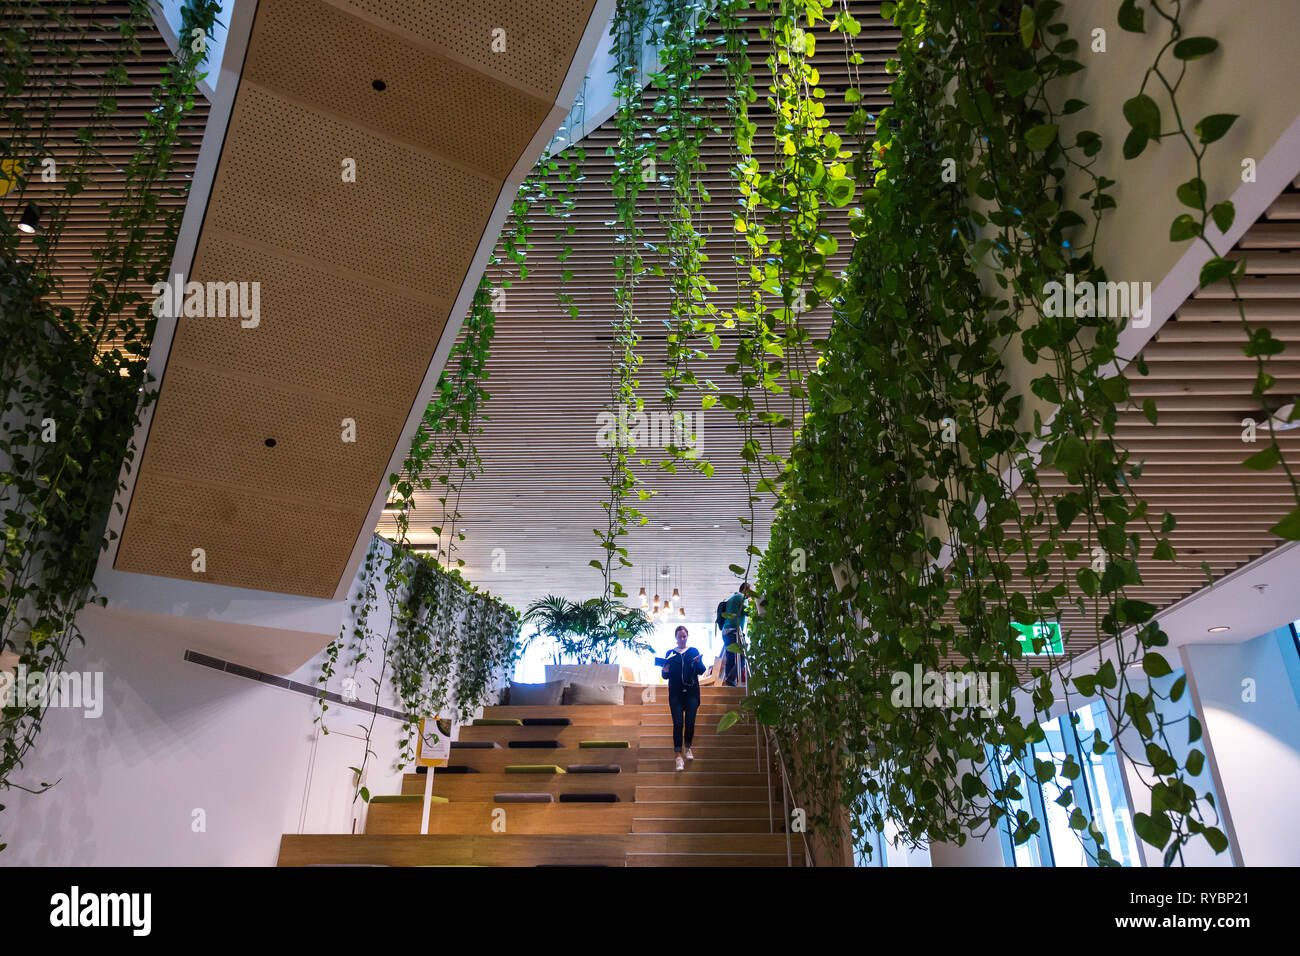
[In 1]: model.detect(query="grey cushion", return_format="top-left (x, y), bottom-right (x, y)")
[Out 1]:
top-left (507, 680), bottom-right (566, 706)
top-left (494, 793), bottom-right (554, 803)
top-left (566, 681), bottom-right (624, 706)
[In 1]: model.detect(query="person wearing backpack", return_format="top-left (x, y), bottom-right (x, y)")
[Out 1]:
top-left (660, 625), bottom-right (705, 771)
top-left (719, 582), bottom-right (751, 686)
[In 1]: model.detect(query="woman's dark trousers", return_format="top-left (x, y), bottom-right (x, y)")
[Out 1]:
top-left (668, 688), bottom-right (700, 751)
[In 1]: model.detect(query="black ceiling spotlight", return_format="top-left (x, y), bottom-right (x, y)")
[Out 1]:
top-left (17, 202), bottom-right (41, 235)
top-left (371, 79), bottom-right (386, 91)
top-left (264, 437), bottom-right (277, 448)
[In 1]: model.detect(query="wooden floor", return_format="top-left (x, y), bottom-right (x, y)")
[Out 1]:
top-left (278, 685), bottom-right (806, 866)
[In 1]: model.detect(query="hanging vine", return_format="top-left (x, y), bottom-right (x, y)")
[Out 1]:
top-left (594, 0), bottom-right (657, 602)
top-left (740, 0), bottom-right (1243, 867)
top-left (0, 0), bottom-right (220, 850)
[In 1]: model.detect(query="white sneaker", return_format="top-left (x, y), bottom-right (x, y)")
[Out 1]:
top-left (675, 755), bottom-right (685, 771)
top-left (684, 748), bottom-right (694, 761)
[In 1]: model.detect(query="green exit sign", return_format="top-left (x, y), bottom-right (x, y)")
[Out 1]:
top-left (1012, 621), bottom-right (1063, 655)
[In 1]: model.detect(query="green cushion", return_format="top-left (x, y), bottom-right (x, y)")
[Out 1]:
top-left (579, 740), bottom-right (631, 749)
top-left (369, 794), bottom-right (448, 804)
top-left (474, 718), bottom-right (524, 726)
top-left (504, 764), bottom-right (566, 774)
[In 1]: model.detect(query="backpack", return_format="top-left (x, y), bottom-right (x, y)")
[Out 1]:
top-left (715, 600), bottom-right (728, 630)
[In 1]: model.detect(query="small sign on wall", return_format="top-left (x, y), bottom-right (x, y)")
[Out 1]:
top-left (416, 716), bottom-right (454, 767)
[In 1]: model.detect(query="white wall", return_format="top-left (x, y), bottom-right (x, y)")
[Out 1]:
top-left (2, 544), bottom-right (501, 865)
top-left (1114, 670), bottom-right (1231, 867)
top-left (1182, 629), bottom-right (1300, 866)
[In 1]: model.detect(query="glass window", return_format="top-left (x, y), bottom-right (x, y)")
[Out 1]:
top-left (991, 701), bottom-right (1140, 867)
top-left (1074, 700), bottom-right (1139, 867)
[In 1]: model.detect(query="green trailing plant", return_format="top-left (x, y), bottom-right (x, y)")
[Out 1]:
top-left (647, 0), bottom-right (718, 481)
top-left (0, 0), bottom-right (219, 850)
top-left (593, 0), bottom-right (656, 603)
top-left (1116, 0), bottom-right (1300, 536)
top-left (733, 0), bottom-right (1240, 867)
top-left (316, 537), bottom-right (519, 795)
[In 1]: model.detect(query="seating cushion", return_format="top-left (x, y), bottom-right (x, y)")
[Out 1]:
top-left (579, 740), bottom-right (630, 749)
top-left (506, 680), bottom-right (567, 706)
top-left (521, 717), bottom-right (571, 726)
top-left (558, 793), bottom-right (619, 803)
top-left (508, 740), bottom-right (560, 749)
top-left (565, 764), bottom-right (622, 774)
top-left (451, 741), bottom-right (497, 749)
top-left (504, 764), bottom-right (566, 774)
top-left (493, 793), bottom-right (554, 803)
top-left (565, 681), bottom-right (624, 706)
top-left (369, 794), bottom-right (448, 804)
top-left (473, 717), bottom-right (523, 726)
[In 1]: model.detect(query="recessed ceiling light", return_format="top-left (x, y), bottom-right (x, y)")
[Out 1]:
top-left (713, 524), bottom-right (720, 529)
top-left (1208, 625), bottom-right (1230, 633)
top-left (264, 438), bottom-right (276, 448)
top-left (662, 523), bottom-right (671, 530)
top-left (372, 79), bottom-right (387, 91)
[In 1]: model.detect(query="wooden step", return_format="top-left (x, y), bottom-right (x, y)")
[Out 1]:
top-left (627, 852), bottom-right (801, 867)
top-left (631, 816), bottom-right (773, 833)
top-left (457, 725), bottom-right (642, 748)
top-left (402, 774), bottom-right (637, 802)
top-left (635, 771), bottom-right (769, 787)
top-left (622, 685), bottom-right (749, 704)
top-left (636, 786), bottom-right (769, 802)
top-left (483, 704), bottom-right (740, 724)
top-left (638, 745), bottom-right (759, 760)
top-left (639, 714), bottom-right (754, 728)
top-left (278, 834), bottom-right (627, 867)
top-left (638, 758), bottom-right (764, 772)
top-left (431, 749), bottom-right (638, 773)
top-left (637, 738), bottom-right (754, 749)
top-left (631, 801), bottom-right (769, 819)
top-left (367, 802), bottom-right (637, 835)
top-left (627, 833), bottom-right (792, 854)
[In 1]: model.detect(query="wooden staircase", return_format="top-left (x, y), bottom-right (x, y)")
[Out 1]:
top-left (278, 684), bottom-right (804, 866)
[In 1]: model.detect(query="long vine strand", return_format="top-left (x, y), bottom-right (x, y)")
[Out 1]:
top-left (740, 0), bottom-right (1236, 867)
top-left (0, 0), bottom-right (219, 850)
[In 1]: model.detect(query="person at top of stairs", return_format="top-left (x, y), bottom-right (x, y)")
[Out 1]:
top-left (660, 625), bottom-right (706, 771)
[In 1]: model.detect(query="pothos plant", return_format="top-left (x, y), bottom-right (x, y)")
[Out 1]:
top-left (737, 0), bottom-right (1257, 867)
top-left (315, 536), bottom-right (520, 798)
top-left (592, 0), bottom-right (657, 604)
top-left (0, 0), bottom-right (219, 850)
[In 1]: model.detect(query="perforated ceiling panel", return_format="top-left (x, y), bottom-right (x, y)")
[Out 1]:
top-left (335, 0), bottom-right (594, 96)
top-left (114, 0), bottom-right (598, 598)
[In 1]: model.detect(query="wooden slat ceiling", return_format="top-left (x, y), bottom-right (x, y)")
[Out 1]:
top-left (1007, 178), bottom-right (1300, 669)
top-left (379, 2), bottom-right (897, 622)
top-left (2, 2), bottom-right (208, 318)
top-left (114, 0), bottom-right (599, 598)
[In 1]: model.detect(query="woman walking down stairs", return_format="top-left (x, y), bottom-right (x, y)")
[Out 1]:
top-left (277, 684), bottom-right (807, 866)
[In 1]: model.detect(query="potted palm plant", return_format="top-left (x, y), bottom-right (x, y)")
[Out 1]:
top-left (523, 595), bottom-right (655, 685)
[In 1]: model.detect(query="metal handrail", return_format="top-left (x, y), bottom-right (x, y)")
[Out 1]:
top-left (763, 723), bottom-right (815, 867)
top-left (734, 634), bottom-right (814, 866)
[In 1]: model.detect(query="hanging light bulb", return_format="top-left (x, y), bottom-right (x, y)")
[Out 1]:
top-left (639, 586), bottom-right (647, 606)
top-left (671, 587), bottom-right (680, 602)
top-left (677, 606), bottom-right (685, 618)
